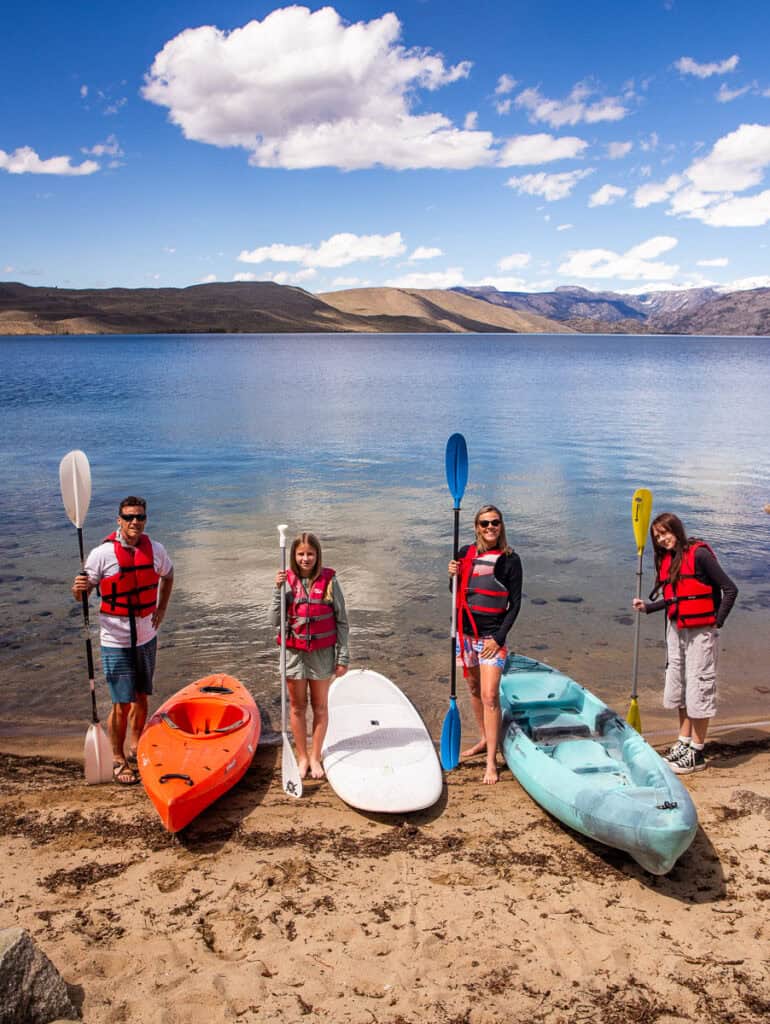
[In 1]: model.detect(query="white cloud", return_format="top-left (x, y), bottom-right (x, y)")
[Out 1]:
top-left (514, 82), bottom-right (629, 128)
top-left (558, 236), bottom-right (679, 281)
top-left (495, 99), bottom-right (512, 115)
top-left (142, 7), bottom-right (498, 171)
top-left (200, 274), bottom-right (218, 283)
top-left (588, 184), bottom-right (627, 207)
top-left (716, 83), bottom-right (751, 103)
top-left (696, 257), bottom-right (728, 267)
top-left (686, 124), bottom-right (770, 192)
top-left (385, 267), bottom-right (465, 288)
top-left (498, 252), bottom-right (531, 271)
top-left (331, 276), bottom-right (362, 288)
top-left (674, 55), bottom-right (739, 78)
top-left (239, 231), bottom-right (406, 268)
top-left (556, 223), bottom-right (574, 231)
top-left (495, 74), bottom-right (517, 95)
top-left (163, 246), bottom-right (176, 254)
top-left (81, 134), bottom-right (123, 158)
top-left (0, 146), bottom-right (99, 176)
top-left (721, 274), bottom-right (770, 290)
top-left (233, 272), bottom-right (260, 281)
top-left (80, 85), bottom-right (88, 98)
top-left (498, 132), bottom-right (588, 166)
top-left (506, 168), bottom-right (593, 201)
top-left (271, 268), bottom-right (318, 285)
top-left (633, 174), bottom-right (684, 207)
top-left (464, 111), bottom-right (478, 130)
top-left (607, 141), bottom-right (632, 159)
top-left (409, 246), bottom-right (443, 260)
top-left (694, 189), bottom-right (770, 227)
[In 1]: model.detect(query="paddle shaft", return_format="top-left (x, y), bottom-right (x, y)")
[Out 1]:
top-left (630, 549), bottom-right (644, 700)
top-left (449, 505), bottom-right (461, 699)
top-left (75, 526), bottom-right (100, 725)
top-left (280, 544), bottom-right (288, 734)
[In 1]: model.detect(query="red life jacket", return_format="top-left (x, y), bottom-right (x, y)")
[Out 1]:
top-left (659, 541), bottom-right (717, 629)
top-left (456, 546), bottom-right (508, 668)
top-left (99, 533), bottom-right (160, 619)
top-left (281, 567), bottom-right (337, 651)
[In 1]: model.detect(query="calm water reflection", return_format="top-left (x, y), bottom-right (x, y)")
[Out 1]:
top-left (1, 333), bottom-right (768, 739)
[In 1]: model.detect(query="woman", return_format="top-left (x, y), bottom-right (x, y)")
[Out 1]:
top-left (632, 512), bottom-right (737, 774)
top-left (272, 532), bottom-right (349, 779)
top-left (448, 505), bottom-right (522, 784)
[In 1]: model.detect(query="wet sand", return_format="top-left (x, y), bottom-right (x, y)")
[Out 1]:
top-left (1, 729), bottom-right (769, 1024)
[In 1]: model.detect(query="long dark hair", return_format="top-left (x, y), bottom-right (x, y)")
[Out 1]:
top-left (473, 505), bottom-right (512, 555)
top-left (650, 512), bottom-right (700, 594)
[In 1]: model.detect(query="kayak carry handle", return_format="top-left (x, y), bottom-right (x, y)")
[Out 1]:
top-left (213, 716), bottom-right (247, 734)
top-left (159, 773), bottom-right (194, 786)
top-left (199, 685), bottom-right (234, 694)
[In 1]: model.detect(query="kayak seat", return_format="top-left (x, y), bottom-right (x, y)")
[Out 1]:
top-left (529, 710), bottom-right (591, 743)
top-left (500, 670), bottom-right (583, 712)
top-left (552, 738), bottom-right (624, 774)
top-left (161, 699), bottom-right (250, 737)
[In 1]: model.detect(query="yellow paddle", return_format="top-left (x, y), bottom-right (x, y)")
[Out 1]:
top-left (628, 487), bottom-right (653, 732)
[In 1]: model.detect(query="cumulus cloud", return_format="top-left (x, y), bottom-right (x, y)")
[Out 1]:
top-left (588, 184), bottom-right (627, 207)
top-left (498, 132), bottom-right (588, 166)
top-left (607, 141), bottom-right (632, 159)
top-left (238, 231), bottom-right (406, 268)
top-left (385, 267), bottom-right (465, 288)
top-left (495, 74), bottom-right (517, 95)
top-left (687, 124), bottom-right (770, 191)
top-left (0, 146), bottom-right (99, 176)
top-left (409, 246), bottom-right (443, 260)
top-left (141, 7), bottom-right (498, 171)
top-left (558, 235), bottom-right (679, 281)
top-left (464, 112), bottom-right (478, 130)
top-left (721, 274), bottom-right (770, 290)
top-left (498, 252), bottom-right (531, 271)
top-left (514, 82), bottom-right (629, 127)
top-left (331, 276), bottom-right (362, 288)
top-left (633, 174), bottom-right (684, 207)
top-left (716, 83), bottom-right (751, 103)
top-left (505, 168), bottom-right (593, 201)
top-left (82, 134), bottom-right (123, 158)
top-left (697, 257), bottom-right (728, 267)
top-left (674, 55), bottom-right (739, 78)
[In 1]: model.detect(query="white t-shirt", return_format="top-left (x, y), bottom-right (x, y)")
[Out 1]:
top-left (84, 533), bottom-right (174, 648)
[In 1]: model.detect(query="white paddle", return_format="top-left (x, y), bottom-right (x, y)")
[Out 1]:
top-left (278, 524), bottom-right (302, 798)
top-left (59, 450), bottom-right (113, 784)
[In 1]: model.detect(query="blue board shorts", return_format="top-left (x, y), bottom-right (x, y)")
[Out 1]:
top-left (101, 637), bottom-right (157, 704)
top-left (455, 636), bottom-right (508, 670)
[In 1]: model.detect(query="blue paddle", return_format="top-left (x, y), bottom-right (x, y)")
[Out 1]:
top-left (440, 433), bottom-right (468, 770)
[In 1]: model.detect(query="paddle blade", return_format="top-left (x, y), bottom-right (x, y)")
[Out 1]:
top-left (445, 434), bottom-right (468, 507)
top-left (59, 450), bottom-right (92, 529)
top-left (626, 697), bottom-right (642, 734)
top-left (631, 488), bottom-right (653, 556)
top-left (84, 722), bottom-right (114, 785)
top-left (282, 737), bottom-right (303, 799)
top-left (439, 697), bottom-right (461, 770)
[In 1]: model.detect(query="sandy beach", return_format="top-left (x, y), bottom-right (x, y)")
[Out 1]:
top-left (2, 727), bottom-right (769, 1024)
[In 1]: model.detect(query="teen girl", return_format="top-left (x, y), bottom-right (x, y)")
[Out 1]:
top-left (272, 532), bottom-right (349, 779)
top-left (632, 512), bottom-right (737, 774)
top-left (448, 505), bottom-right (522, 784)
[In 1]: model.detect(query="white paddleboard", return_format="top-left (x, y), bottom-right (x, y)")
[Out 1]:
top-left (321, 669), bottom-right (443, 813)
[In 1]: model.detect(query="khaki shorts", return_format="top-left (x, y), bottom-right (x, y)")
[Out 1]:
top-left (663, 624), bottom-right (719, 719)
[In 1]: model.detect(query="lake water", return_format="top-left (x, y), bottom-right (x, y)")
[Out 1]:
top-left (1, 332), bottom-right (769, 743)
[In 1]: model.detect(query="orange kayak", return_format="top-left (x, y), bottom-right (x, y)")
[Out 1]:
top-left (137, 674), bottom-right (260, 832)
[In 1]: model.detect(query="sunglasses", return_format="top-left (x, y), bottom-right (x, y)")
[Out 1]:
top-left (479, 518), bottom-right (501, 528)
top-left (120, 513), bottom-right (147, 522)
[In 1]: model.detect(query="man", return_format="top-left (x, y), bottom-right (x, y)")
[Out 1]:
top-left (72, 496), bottom-right (174, 785)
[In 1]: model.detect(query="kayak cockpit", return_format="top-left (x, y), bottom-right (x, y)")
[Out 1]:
top-left (159, 699), bottom-right (251, 737)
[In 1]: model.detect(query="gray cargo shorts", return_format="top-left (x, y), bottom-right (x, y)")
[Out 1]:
top-left (663, 623), bottom-right (719, 719)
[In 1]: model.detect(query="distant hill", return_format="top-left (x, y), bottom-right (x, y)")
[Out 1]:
top-left (453, 284), bottom-right (770, 335)
top-left (3, 279), bottom-right (768, 336)
top-left (0, 281), bottom-right (570, 336)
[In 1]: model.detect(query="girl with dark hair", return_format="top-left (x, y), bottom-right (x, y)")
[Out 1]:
top-left (448, 505), bottom-right (523, 784)
top-left (271, 532), bottom-right (349, 779)
top-left (632, 512), bottom-right (737, 774)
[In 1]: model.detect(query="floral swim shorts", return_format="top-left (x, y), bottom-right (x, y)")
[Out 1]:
top-left (455, 637), bottom-right (508, 670)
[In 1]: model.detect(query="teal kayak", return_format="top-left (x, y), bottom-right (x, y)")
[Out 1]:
top-left (499, 654), bottom-right (698, 874)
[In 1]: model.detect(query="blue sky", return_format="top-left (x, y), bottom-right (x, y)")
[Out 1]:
top-left (2, 0), bottom-right (770, 295)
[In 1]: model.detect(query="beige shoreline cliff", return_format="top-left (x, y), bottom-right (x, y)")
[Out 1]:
top-left (1, 730), bottom-right (768, 1024)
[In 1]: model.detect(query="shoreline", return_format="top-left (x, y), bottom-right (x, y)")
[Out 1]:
top-left (2, 734), bottom-right (769, 1023)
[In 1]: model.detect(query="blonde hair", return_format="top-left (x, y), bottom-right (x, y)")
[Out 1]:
top-left (473, 505), bottom-right (512, 554)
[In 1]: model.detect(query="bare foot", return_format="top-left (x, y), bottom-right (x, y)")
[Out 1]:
top-left (461, 739), bottom-right (487, 759)
top-left (483, 762), bottom-right (499, 785)
top-left (297, 757), bottom-right (310, 779)
top-left (309, 759), bottom-right (325, 780)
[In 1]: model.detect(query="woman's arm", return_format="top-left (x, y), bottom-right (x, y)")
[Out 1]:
top-left (695, 548), bottom-right (738, 626)
top-left (493, 552), bottom-right (523, 646)
top-left (331, 577), bottom-right (350, 666)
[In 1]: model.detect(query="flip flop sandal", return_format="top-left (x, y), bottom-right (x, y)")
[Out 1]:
top-left (113, 761), bottom-right (139, 786)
